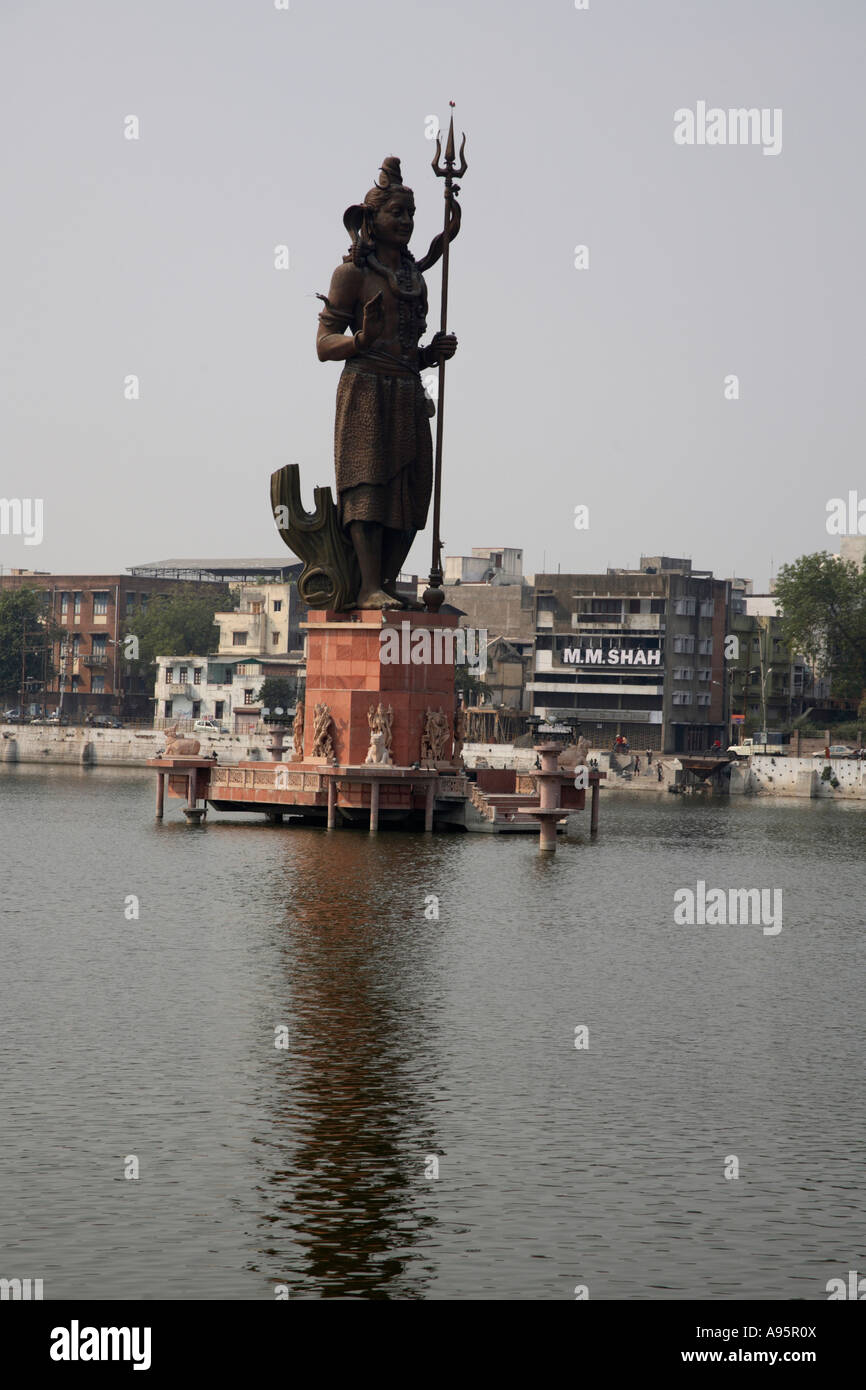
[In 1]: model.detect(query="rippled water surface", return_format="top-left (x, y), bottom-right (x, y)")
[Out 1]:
top-left (1, 765), bottom-right (863, 1299)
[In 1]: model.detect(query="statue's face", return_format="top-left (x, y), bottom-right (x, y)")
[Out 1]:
top-left (373, 192), bottom-right (415, 247)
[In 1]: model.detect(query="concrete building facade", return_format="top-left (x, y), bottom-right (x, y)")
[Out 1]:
top-left (527, 557), bottom-right (730, 752)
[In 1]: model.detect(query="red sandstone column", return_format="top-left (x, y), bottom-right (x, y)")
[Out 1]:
top-left (369, 778), bottom-right (380, 833)
top-left (187, 768), bottom-right (197, 809)
top-left (327, 775), bottom-right (336, 829)
top-left (424, 779), bottom-right (435, 833)
top-left (155, 771), bottom-right (165, 819)
top-left (590, 775), bottom-right (600, 834)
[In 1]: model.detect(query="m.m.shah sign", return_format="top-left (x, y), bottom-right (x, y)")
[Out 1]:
top-left (561, 647), bottom-right (662, 666)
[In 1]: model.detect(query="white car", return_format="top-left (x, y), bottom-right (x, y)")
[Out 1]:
top-left (193, 719), bottom-right (225, 734)
top-left (812, 744), bottom-right (855, 758)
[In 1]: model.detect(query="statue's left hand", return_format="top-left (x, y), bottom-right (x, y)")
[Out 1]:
top-left (426, 332), bottom-right (458, 365)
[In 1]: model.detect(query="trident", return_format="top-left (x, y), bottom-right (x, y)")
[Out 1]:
top-left (423, 102), bottom-right (467, 612)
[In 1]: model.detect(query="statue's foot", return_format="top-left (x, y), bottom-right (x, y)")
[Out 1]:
top-left (381, 581), bottom-right (425, 611)
top-left (356, 587), bottom-right (400, 610)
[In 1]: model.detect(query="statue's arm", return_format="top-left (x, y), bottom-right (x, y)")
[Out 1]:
top-left (316, 264), bottom-right (364, 362)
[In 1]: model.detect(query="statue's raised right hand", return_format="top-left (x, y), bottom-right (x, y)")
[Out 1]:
top-left (356, 291), bottom-right (385, 350)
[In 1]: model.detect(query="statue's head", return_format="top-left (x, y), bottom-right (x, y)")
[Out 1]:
top-left (344, 157), bottom-right (415, 264)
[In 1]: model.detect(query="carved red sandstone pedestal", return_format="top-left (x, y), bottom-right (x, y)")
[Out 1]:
top-left (298, 608), bottom-right (459, 769)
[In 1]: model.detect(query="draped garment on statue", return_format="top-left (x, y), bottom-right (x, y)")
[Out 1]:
top-left (319, 295), bottom-right (433, 531)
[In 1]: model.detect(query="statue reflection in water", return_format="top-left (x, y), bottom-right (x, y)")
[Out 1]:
top-left (250, 832), bottom-right (444, 1298)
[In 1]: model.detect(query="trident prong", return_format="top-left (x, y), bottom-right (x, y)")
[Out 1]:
top-left (432, 105), bottom-right (468, 180)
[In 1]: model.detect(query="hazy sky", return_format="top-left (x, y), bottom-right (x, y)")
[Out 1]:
top-left (1, 0), bottom-right (863, 589)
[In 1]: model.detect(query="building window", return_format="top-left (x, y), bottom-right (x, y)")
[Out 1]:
top-left (164, 699), bottom-right (173, 717)
top-left (244, 689), bottom-right (254, 704)
top-left (93, 591), bottom-right (109, 616)
top-left (697, 668), bottom-right (712, 682)
top-left (672, 691), bottom-right (692, 706)
top-left (73, 592), bottom-right (81, 618)
top-left (91, 675), bottom-right (105, 693)
top-left (273, 600), bottom-right (282, 612)
top-left (192, 701), bottom-right (201, 717)
top-left (650, 599), bottom-right (665, 614)
top-left (139, 593), bottom-right (149, 609)
top-left (60, 592), bottom-right (69, 619)
top-left (165, 667), bottom-right (173, 685)
top-left (233, 632), bottom-right (247, 646)
top-left (674, 598), bottom-right (696, 616)
top-left (272, 632), bottom-right (280, 645)
top-left (178, 666), bottom-right (188, 684)
top-left (697, 693), bottom-right (711, 706)
top-left (193, 667), bottom-right (202, 684)
top-left (126, 591), bottom-right (136, 611)
top-left (673, 667), bottom-right (692, 681)
top-left (698, 638), bottom-right (713, 655)
top-left (72, 635), bottom-right (80, 657)
top-left (673, 636), bottom-right (694, 653)
top-left (214, 701), bottom-right (224, 719)
top-left (699, 600), bottom-right (714, 618)
top-left (91, 636), bottom-right (107, 659)
top-left (71, 675), bottom-right (80, 692)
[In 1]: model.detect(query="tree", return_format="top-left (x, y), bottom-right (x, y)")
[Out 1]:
top-left (774, 552), bottom-right (866, 703)
top-left (256, 675), bottom-right (298, 720)
top-left (0, 587), bottom-right (59, 703)
top-left (455, 666), bottom-right (487, 704)
top-left (121, 586), bottom-right (235, 678)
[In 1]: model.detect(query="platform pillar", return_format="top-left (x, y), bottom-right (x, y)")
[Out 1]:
top-left (369, 778), bottom-right (380, 833)
top-left (424, 779), bottom-right (435, 833)
top-left (327, 775), bottom-right (337, 829)
top-left (155, 771), bottom-right (165, 820)
top-left (590, 776), bottom-right (600, 834)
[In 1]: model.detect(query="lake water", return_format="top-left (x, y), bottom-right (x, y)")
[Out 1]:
top-left (1, 764), bottom-right (863, 1300)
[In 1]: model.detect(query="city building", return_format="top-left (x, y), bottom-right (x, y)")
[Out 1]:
top-left (443, 545), bottom-right (535, 712)
top-left (154, 578), bottom-right (305, 730)
top-left (444, 546), bottom-right (524, 586)
top-left (728, 578), bottom-right (832, 732)
top-left (0, 568), bottom-right (215, 718)
top-left (527, 556), bottom-right (731, 752)
top-left (0, 557), bottom-right (304, 720)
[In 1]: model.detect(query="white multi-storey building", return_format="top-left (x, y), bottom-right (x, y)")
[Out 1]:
top-left (154, 580), bottom-right (304, 730)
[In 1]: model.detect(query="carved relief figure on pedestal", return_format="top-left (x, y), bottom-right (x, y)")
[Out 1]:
top-left (291, 701), bottom-right (305, 762)
top-left (421, 706), bottom-right (450, 763)
top-left (311, 702), bottom-right (336, 761)
top-left (365, 702), bottom-right (394, 765)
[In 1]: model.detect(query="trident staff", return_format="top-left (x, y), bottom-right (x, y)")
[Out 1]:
top-left (423, 103), bottom-right (467, 612)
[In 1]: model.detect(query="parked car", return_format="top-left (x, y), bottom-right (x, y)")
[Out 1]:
top-left (46, 712), bottom-right (70, 725)
top-left (3, 709), bottom-right (28, 723)
top-left (91, 714), bottom-right (123, 729)
top-left (193, 719), bottom-right (225, 734)
top-left (812, 744), bottom-right (855, 758)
